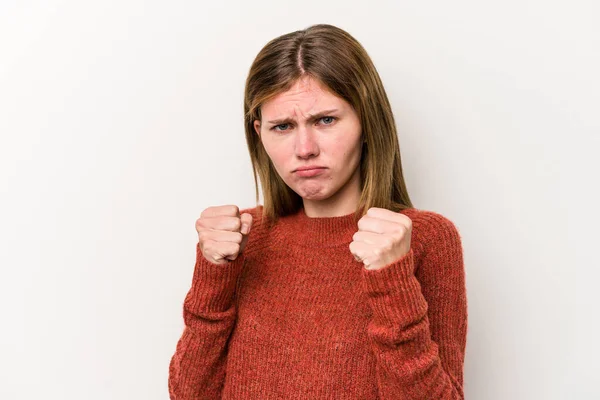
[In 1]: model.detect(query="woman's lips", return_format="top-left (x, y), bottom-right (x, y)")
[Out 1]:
top-left (294, 167), bottom-right (326, 177)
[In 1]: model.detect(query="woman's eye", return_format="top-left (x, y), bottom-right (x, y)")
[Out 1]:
top-left (273, 123), bottom-right (290, 132)
top-left (320, 116), bottom-right (336, 125)
top-left (271, 117), bottom-right (336, 132)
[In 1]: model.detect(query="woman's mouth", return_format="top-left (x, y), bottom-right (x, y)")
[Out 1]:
top-left (294, 167), bottom-right (327, 177)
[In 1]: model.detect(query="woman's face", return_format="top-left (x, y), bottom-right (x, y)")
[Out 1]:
top-left (253, 76), bottom-right (363, 207)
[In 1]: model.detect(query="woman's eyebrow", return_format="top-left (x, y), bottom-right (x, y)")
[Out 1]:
top-left (267, 108), bottom-right (340, 125)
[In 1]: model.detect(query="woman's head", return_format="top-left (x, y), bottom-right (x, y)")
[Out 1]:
top-left (253, 75), bottom-right (364, 218)
top-left (244, 23), bottom-right (413, 223)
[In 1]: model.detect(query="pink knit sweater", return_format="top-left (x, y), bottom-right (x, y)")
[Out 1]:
top-left (168, 205), bottom-right (468, 399)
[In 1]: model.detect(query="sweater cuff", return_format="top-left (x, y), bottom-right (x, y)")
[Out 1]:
top-left (360, 248), bottom-right (428, 326)
top-left (185, 242), bottom-right (246, 313)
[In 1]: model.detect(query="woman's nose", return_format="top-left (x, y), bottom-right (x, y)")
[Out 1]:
top-left (294, 125), bottom-right (320, 159)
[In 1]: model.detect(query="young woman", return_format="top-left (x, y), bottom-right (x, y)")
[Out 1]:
top-left (169, 24), bottom-right (468, 399)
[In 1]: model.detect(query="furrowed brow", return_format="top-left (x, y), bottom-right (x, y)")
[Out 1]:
top-left (267, 108), bottom-right (339, 125)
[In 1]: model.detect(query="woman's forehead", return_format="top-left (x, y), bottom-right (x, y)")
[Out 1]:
top-left (262, 78), bottom-right (345, 119)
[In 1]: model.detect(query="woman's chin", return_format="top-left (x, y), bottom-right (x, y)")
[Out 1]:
top-left (293, 184), bottom-right (331, 201)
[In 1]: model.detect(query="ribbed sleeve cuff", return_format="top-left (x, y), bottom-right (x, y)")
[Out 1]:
top-left (360, 249), bottom-right (428, 326)
top-left (185, 242), bottom-right (246, 314)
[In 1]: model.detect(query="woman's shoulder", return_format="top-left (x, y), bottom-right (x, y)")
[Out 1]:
top-left (400, 207), bottom-right (463, 250)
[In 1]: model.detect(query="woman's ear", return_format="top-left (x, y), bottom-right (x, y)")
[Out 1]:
top-left (253, 120), bottom-right (261, 137)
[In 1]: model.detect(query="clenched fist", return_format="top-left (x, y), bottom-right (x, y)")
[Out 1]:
top-left (195, 205), bottom-right (253, 265)
top-left (349, 207), bottom-right (412, 270)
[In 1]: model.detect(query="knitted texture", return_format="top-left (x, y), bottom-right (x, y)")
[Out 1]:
top-left (168, 205), bottom-right (468, 399)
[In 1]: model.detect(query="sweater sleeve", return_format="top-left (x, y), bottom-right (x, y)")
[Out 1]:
top-left (359, 213), bottom-right (468, 399)
top-left (168, 242), bottom-right (246, 399)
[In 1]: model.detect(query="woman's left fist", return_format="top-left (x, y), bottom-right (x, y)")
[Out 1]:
top-left (349, 207), bottom-right (412, 270)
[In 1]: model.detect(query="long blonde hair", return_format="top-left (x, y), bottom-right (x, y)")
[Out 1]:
top-left (244, 24), bottom-right (413, 225)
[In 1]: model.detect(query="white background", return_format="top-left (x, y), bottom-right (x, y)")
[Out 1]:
top-left (1, 1), bottom-right (598, 399)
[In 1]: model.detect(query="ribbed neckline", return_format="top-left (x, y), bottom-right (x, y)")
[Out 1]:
top-left (275, 206), bottom-right (360, 247)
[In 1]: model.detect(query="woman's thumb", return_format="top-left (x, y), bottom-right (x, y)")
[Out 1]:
top-left (240, 212), bottom-right (253, 235)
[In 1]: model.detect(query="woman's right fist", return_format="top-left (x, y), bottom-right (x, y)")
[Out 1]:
top-left (195, 205), bottom-right (253, 265)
